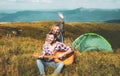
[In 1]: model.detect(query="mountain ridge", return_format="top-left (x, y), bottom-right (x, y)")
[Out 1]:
top-left (0, 8), bottom-right (120, 22)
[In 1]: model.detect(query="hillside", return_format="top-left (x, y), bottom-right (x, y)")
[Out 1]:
top-left (0, 21), bottom-right (120, 76)
top-left (0, 8), bottom-right (120, 22)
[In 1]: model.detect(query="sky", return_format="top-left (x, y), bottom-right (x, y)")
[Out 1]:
top-left (0, 0), bottom-right (120, 10)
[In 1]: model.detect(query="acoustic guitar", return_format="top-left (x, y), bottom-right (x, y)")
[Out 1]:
top-left (33, 51), bottom-right (74, 65)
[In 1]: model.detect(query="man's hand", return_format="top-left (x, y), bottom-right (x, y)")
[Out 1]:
top-left (48, 57), bottom-right (54, 61)
top-left (58, 53), bottom-right (66, 59)
top-left (39, 55), bottom-right (44, 59)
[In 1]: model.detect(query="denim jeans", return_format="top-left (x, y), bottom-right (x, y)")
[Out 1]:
top-left (36, 59), bottom-right (64, 75)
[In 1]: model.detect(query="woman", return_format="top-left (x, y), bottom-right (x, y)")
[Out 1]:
top-left (50, 12), bottom-right (64, 43)
top-left (36, 33), bottom-right (74, 76)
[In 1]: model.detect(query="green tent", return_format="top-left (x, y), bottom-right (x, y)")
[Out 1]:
top-left (72, 33), bottom-right (113, 52)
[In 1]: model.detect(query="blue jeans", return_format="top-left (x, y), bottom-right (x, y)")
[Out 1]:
top-left (36, 59), bottom-right (64, 75)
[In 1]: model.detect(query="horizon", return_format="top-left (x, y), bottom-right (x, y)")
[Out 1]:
top-left (0, 7), bottom-right (120, 14)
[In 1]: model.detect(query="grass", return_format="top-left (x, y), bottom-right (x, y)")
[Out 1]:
top-left (0, 21), bottom-right (120, 76)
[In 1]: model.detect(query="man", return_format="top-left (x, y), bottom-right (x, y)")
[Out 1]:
top-left (36, 33), bottom-right (74, 76)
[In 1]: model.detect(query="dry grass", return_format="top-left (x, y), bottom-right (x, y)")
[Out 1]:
top-left (0, 21), bottom-right (120, 76)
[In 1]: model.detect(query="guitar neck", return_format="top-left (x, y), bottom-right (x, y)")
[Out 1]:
top-left (43, 55), bottom-right (56, 59)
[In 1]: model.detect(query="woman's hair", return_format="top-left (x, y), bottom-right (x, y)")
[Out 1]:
top-left (50, 23), bottom-right (60, 33)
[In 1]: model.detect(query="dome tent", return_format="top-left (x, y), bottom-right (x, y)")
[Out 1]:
top-left (72, 33), bottom-right (113, 52)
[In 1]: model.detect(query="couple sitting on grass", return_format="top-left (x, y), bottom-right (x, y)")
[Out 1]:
top-left (36, 13), bottom-right (74, 76)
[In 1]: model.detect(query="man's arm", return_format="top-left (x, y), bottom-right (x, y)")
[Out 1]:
top-left (62, 49), bottom-right (73, 57)
top-left (56, 42), bottom-right (74, 58)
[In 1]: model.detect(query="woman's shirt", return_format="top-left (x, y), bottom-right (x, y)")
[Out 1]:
top-left (42, 41), bottom-right (74, 56)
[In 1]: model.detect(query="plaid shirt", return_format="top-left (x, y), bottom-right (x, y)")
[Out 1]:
top-left (42, 41), bottom-right (74, 56)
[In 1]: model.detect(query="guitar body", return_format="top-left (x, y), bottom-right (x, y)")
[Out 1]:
top-left (54, 51), bottom-right (74, 65)
top-left (33, 51), bottom-right (74, 65)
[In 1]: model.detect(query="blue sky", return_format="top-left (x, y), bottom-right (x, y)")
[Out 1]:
top-left (0, 0), bottom-right (120, 10)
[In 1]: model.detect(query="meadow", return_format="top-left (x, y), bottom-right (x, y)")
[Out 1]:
top-left (0, 21), bottom-right (120, 76)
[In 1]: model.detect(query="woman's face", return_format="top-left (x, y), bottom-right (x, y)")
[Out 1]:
top-left (46, 34), bottom-right (55, 44)
top-left (52, 26), bottom-right (60, 35)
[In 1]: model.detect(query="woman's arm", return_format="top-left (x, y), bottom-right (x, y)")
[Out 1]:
top-left (58, 12), bottom-right (64, 43)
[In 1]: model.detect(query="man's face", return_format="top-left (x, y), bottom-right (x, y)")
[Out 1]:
top-left (52, 26), bottom-right (60, 35)
top-left (46, 34), bottom-right (55, 44)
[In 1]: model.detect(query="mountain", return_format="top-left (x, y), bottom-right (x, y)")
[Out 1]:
top-left (106, 19), bottom-right (120, 23)
top-left (0, 8), bottom-right (120, 22)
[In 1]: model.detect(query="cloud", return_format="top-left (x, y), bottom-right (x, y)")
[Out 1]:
top-left (41, 0), bottom-right (52, 3)
top-left (30, 0), bottom-right (52, 3)
top-left (9, 0), bottom-right (16, 1)
top-left (0, 0), bottom-right (120, 10)
top-left (30, 0), bottom-right (40, 3)
top-left (7, 0), bottom-right (53, 3)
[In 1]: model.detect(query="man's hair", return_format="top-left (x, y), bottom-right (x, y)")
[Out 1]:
top-left (47, 32), bottom-right (57, 39)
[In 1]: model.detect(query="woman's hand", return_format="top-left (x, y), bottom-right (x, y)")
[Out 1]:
top-left (58, 12), bottom-right (64, 19)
